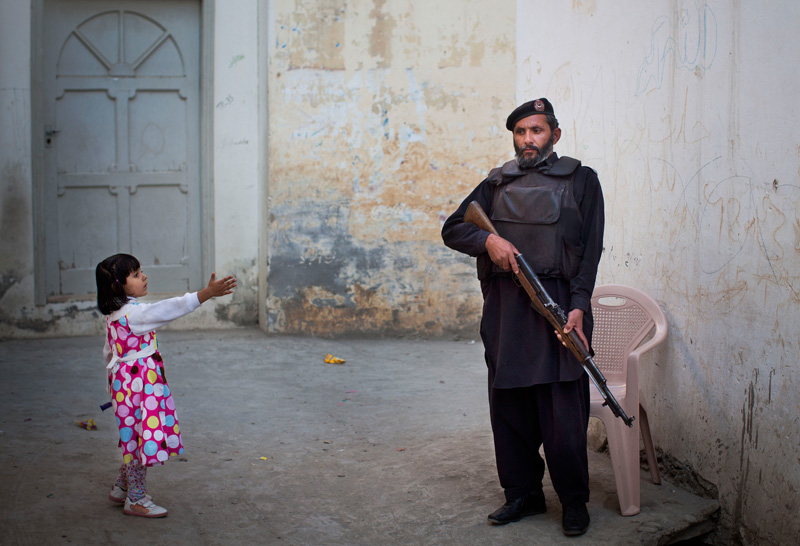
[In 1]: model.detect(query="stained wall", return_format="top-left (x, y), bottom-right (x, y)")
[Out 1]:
top-left (264, 0), bottom-right (515, 335)
top-left (0, 2), bottom-right (34, 333)
top-left (515, 2), bottom-right (799, 544)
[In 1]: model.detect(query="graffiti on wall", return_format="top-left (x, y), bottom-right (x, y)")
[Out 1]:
top-left (635, 3), bottom-right (717, 96)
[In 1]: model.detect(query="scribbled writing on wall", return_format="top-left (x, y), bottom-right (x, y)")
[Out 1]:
top-left (648, 154), bottom-right (800, 309)
top-left (635, 3), bottom-right (717, 95)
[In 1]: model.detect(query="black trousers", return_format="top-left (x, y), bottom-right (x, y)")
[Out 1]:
top-left (488, 372), bottom-right (590, 505)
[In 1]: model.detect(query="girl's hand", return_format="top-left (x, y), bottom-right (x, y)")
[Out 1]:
top-left (198, 273), bottom-right (237, 303)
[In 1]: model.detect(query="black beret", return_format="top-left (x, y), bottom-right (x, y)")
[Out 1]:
top-left (505, 98), bottom-right (555, 131)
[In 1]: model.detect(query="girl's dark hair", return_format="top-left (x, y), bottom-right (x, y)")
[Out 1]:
top-left (95, 254), bottom-right (140, 315)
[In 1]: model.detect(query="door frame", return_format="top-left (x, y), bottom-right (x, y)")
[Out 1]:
top-left (30, 0), bottom-right (215, 304)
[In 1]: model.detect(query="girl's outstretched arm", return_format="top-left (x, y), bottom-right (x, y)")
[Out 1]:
top-left (123, 293), bottom-right (203, 335)
top-left (197, 273), bottom-right (237, 303)
top-left (119, 274), bottom-right (236, 335)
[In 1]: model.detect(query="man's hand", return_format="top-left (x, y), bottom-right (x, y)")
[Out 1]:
top-left (556, 308), bottom-right (589, 350)
top-left (198, 273), bottom-right (237, 303)
top-left (485, 233), bottom-right (520, 274)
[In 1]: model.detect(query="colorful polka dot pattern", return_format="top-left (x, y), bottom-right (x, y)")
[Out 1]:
top-left (107, 312), bottom-right (183, 466)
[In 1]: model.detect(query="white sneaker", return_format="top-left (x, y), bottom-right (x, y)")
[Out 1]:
top-left (109, 485), bottom-right (127, 504)
top-left (109, 485), bottom-right (152, 504)
top-left (123, 496), bottom-right (168, 518)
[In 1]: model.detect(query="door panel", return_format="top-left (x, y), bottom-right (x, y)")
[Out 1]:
top-left (43, 0), bottom-right (201, 298)
top-left (131, 185), bottom-right (189, 266)
top-left (128, 91), bottom-right (187, 171)
top-left (56, 90), bottom-right (116, 172)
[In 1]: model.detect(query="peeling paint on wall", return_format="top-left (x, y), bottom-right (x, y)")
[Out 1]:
top-left (279, 0), bottom-right (346, 70)
top-left (267, 0), bottom-right (516, 336)
top-left (368, 0), bottom-right (395, 68)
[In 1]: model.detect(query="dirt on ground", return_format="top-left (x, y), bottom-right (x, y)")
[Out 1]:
top-left (0, 329), bottom-right (718, 545)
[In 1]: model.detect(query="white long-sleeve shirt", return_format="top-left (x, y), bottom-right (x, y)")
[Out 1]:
top-left (103, 293), bottom-right (201, 365)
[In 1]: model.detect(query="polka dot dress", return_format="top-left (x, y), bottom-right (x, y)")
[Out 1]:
top-left (107, 312), bottom-right (184, 466)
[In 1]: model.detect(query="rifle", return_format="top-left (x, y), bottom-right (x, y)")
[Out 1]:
top-left (464, 200), bottom-right (634, 427)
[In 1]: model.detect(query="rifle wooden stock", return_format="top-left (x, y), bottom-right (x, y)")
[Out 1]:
top-left (464, 200), bottom-right (634, 427)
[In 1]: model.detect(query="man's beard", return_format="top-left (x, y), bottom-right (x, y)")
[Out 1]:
top-left (515, 134), bottom-right (555, 170)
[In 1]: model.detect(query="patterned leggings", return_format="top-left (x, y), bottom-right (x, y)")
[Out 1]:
top-left (114, 460), bottom-right (148, 502)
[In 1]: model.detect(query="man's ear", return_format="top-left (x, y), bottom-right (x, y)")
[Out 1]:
top-left (552, 127), bottom-right (562, 145)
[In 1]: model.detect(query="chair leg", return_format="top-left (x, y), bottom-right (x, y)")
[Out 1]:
top-left (605, 414), bottom-right (641, 516)
top-left (639, 403), bottom-right (660, 485)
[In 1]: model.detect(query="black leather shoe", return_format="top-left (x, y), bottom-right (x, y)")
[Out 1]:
top-left (561, 500), bottom-right (590, 536)
top-left (487, 490), bottom-right (547, 525)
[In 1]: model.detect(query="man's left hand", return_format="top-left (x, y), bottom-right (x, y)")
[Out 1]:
top-left (556, 309), bottom-right (589, 350)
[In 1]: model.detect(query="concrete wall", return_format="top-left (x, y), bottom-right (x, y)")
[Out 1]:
top-left (206, 0), bottom-right (266, 328)
top-left (264, 0), bottom-right (515, 335)
top-left (0, 2), bottom-right (35, 333)
top-left (515, 1), bottom-right (799, 544)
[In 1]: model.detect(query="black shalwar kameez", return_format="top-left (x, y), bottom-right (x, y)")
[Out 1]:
top-left (441, 152), bottom-right (605, 505)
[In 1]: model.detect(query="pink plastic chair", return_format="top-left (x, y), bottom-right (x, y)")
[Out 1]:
top-left (589, 284), bottom-right (668, 516)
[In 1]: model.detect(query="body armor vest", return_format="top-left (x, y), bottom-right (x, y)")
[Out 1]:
top-left (488, 156), bottom-right (584, 279)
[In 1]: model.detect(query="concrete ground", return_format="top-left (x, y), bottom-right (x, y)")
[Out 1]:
top-left (0, 329), bottom-right (718, 546)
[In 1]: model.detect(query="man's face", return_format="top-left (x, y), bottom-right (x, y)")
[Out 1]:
top-left (513, 114), bottom-right (561, 169)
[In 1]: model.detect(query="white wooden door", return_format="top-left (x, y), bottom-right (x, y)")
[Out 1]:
top-left (42, 0), bottom-right (201, 297)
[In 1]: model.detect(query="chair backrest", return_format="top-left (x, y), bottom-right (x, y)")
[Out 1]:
top-left (591, 284), bottom-right (668, 381)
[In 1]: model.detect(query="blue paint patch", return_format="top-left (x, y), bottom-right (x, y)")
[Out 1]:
top-left (268, 203), bottom-right (385, 301)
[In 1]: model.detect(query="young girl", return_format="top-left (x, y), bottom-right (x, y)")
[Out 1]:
top-left (96, 253), bottom-right (236, 518)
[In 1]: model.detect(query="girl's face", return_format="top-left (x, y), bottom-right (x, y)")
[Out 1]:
top-left (123, 268), bottom-right (148, 298)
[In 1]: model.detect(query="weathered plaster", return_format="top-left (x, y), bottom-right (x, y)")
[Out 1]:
top-left (517, 2), bottom-right (800, 544)
top-left (267, 0), bottom-right (515, 336)
top-left (284, 0), bottom-right (346, 70)
top-left (0, 0), bottom-right (35, 337)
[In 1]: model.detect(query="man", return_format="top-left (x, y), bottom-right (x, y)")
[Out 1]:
top-left (441, 98), bottom-right (604, 536)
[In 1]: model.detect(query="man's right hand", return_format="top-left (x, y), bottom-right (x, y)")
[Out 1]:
top-left (485, 233), bottom-right (520, 274)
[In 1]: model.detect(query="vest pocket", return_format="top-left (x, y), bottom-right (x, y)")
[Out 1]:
top-left (562, 240), bottom-right (585, 279)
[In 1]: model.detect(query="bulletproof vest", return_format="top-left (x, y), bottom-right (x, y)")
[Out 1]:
top-left (488, 156), bottom-right (584, 278)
